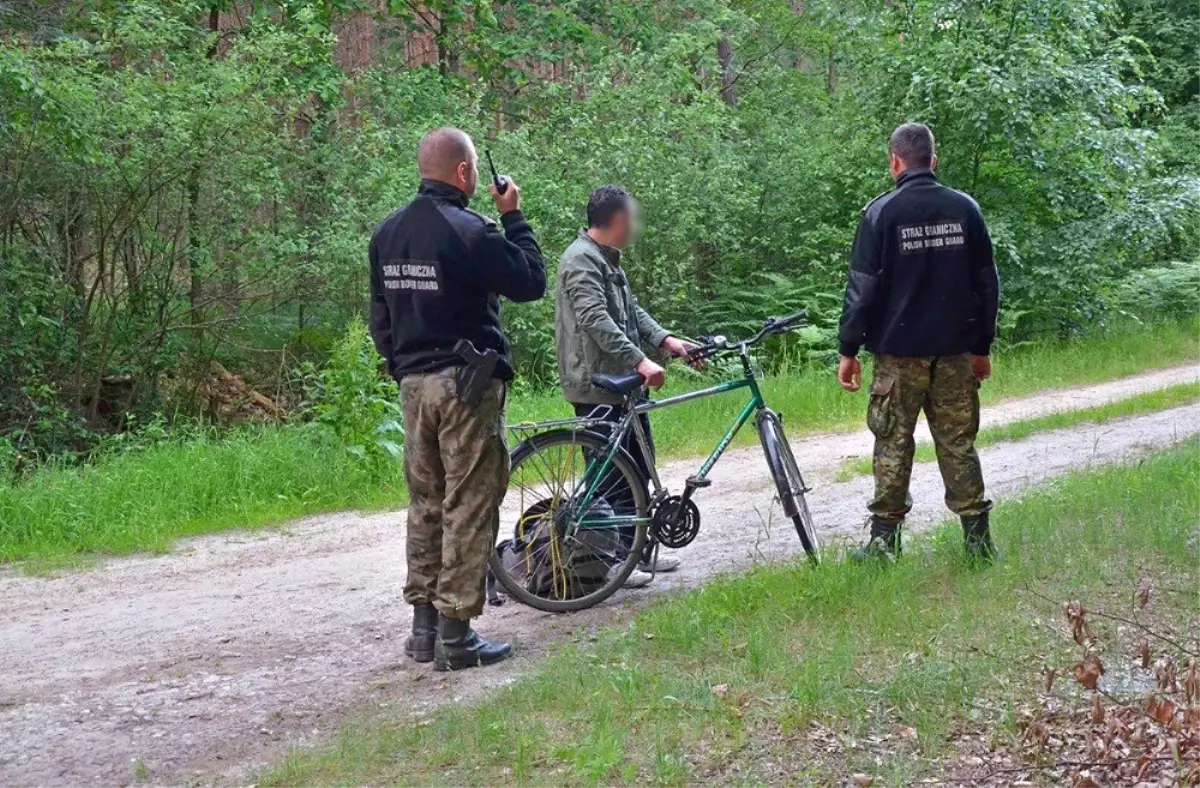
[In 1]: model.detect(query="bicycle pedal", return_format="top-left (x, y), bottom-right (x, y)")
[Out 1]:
top-left (685, 475), bottom-right (712, 488)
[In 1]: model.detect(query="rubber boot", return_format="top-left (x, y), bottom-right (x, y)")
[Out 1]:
top-left (962, 512), bottom-right (998, 564)
top-left (433, 615), bottom-right (512, 672)
top-left (850, 517), bottom-right (902, 562)
top-left (404, 604), bottom-right (437, 663)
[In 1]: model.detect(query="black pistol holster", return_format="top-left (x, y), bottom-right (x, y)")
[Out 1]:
top-left (452, 339), bottom-right (500, 406)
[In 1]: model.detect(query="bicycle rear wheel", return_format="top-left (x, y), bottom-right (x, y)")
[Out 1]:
top-left (757, 410), bottom-right (821, 561)
top-left (490, 428), bottom-right (649, 612)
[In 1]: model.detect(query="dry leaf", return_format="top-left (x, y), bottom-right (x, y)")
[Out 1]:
top-left (1105, 714), bottom-right (1129, 746)
top-left (1073, 652), bottom-right (1105, 691)
top-left (1185, 706), bottom-right (1200, 730)
top-left (1156, 657), bottom-right (1179, 693)
top-left (892, 724), bottom-right (917, 741)
top-left (710, 684), bottom-right (729, 698)
top-left (851, 773), bottom-right (873, 787)
top-left (1185, 660), bottom-right (1199, 704)
top-left (1147, 694), bottom-right (1179, 726)
top-left (1091, 693), bottom-right (1106, 724)
top-left (1064, 600), bottom-right (1095, 646)
top-left (1025, 719), bottom-right (1051, 749)
top-left (1043, 666), bottom-right (1059, 693)
top-left (1134, 575), bottom-right (1153, 609)
top-left (1138, 638), bottom-right (1151, 669)
top-left (1073, 774), bottom-right (1100, 788)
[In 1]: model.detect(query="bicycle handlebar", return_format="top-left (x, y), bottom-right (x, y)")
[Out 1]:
top-left (688, 310), bottom-right (809, 362)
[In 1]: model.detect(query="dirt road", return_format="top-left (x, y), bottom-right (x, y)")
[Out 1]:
top-left (1, 364), bottom-right (1196, 786)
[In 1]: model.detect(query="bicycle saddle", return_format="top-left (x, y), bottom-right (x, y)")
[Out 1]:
top-left (591, 372), bottom-right (644, 396)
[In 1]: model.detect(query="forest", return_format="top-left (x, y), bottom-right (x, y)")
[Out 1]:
top-left (1, 0), bottom-right (1198, 464)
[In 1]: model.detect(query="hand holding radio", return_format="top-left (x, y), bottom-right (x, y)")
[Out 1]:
top-left (485, 151), bottom-right (508, 194)
top-left (489, 178), bottom-right (520, 214)
top-left (486, 151), bottom-right (520, 214)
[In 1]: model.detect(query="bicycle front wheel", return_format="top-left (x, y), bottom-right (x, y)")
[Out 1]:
top-left (490, 428), bottom-right (650, 612)
top-left (757, 410), bottom-right (821, 561)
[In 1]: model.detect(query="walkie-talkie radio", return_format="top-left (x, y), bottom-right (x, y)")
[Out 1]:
top-left (485, 150), bottom-right (509, 195)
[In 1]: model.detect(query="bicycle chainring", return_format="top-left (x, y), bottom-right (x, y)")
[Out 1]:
top-left (650, 496), bottom-right (701, 549)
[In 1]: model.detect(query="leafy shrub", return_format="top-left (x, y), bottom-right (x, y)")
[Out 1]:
top-left (2, 0), bottom-right (1197, 459)
top-left (1112, 261), bottom-right (1200, 322)
top-left (303, 321), bottom-right (403, 474)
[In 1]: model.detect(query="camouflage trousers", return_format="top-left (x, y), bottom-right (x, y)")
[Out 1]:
top-left (867, 354), bottom-right (991, 522)
top-left (400, 371), bottom-right (509, 620)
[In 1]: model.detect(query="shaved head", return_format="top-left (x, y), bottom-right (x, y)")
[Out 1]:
top-left (418, 127), bottom-right (477, 192)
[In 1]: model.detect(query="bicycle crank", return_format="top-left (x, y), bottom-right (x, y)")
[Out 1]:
top-left (650, 495), bottom-right (701, 548)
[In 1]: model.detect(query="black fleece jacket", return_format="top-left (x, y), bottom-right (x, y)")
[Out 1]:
top-left (369, 179), bottom-right (546, 380)
top-left (838, 168), bottom-right (1000, 359)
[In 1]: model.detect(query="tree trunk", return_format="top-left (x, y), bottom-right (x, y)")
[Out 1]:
top-left (187, 6), bottom-right (220, 327)
top-left (718, 38), bottom-right (737, 105)
top-left (826, 43), bottom-right (837, 93)
top-left (436, 11), bottom-right (458, 77)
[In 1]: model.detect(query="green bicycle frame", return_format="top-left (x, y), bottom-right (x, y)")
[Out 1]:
top-left (570, 371), bottom-right (766, 525)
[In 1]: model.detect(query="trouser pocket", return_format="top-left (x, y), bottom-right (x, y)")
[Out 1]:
top-left (867, 376), bottom-right (896, 438)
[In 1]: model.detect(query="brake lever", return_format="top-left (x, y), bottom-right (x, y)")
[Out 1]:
top-left (687, 335), bottom-right (727, 364)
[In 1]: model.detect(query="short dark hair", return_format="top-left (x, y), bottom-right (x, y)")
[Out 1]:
top-left (586, 185), bottom-right (631, 228)
top-left (888, 123), bottom-right (935, 168)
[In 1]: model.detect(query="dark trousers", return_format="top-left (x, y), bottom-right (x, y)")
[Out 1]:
top-left (572, 402), bottom-right (655, 555)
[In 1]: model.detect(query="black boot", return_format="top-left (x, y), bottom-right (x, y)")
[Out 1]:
top-left (962, 512), bottom-right (998, 563)
top-left (433, 615), bottom-right (512, 672)
top-left (850, 517), bottom-right (901, 562)
top-left (405, 604), bottom-right (437, 663)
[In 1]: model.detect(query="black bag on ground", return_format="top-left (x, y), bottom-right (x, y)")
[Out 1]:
top-left (496, 499), bottom-right (617, 600)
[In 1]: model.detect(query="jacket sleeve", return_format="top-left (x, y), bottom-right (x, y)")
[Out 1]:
top-left (635, 305), bottom-right (671, 350)
top-left (367, 236), bottom-right (396, 375)
top-left (470, 210), bottom-right (547, 303)
top-left (969, 208), bottom-right (1000, 356)
top-left (838, 211), bottom-right (884, 358)
top-left (560, 264), bottom-right (646, 371)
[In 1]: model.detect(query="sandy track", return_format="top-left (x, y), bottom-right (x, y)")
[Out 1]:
top-left (0, 364), bottom-right (1196, 786)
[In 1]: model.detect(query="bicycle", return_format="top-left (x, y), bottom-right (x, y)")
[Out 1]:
top-left (488, 310), bottom-right (820, 612)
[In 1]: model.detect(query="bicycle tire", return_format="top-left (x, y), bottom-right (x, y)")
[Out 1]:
top-left (757, 409), bottom-right (821, 561)
top-left (489, 428), bottom-right (650, 612)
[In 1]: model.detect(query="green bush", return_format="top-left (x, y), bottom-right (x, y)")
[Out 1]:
top-left (1113, 261), bottom-right (1200, 322)
top-left (1, 0), bottom-right (1197, 450)
top-left (302, 321), bottom-right (403, 475)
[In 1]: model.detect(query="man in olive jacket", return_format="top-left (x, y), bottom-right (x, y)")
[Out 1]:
top-left (555, 185), bottom-right (697, 586)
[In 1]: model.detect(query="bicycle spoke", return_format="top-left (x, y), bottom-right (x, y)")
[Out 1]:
top-left (496, 429), bottom-right (648, 609)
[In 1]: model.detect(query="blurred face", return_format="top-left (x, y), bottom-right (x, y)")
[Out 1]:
top-left (609, 198), bottom-right (640, 250)
top-left (455, 140), bottom-right (480, 198)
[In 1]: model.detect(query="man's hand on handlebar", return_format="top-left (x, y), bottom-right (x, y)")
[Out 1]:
top-left (636, 356), bottom-right (666, 389)
top-left (662, 336), bottom-right (707, 370)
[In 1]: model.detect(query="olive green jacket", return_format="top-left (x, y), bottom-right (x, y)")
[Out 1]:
top-left (555, 231), bottom-right (671, 404)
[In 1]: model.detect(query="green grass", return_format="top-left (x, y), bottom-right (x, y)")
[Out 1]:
top-left (264, 439), bottom-right (1200, 787)
top-left (0, 319), bottom-right (1196, 566)
top-left (0, 428), bottom-right (407, 566)
top-left (514, 318), bottom-right (1199, 460)
top-left (834, 381), bottom-right (1200, 481)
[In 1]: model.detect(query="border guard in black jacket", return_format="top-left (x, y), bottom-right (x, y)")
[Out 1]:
top-left (837, 123), bottom-right (1001, 563)
top-left (369, 127), bottom-right (546, 670)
